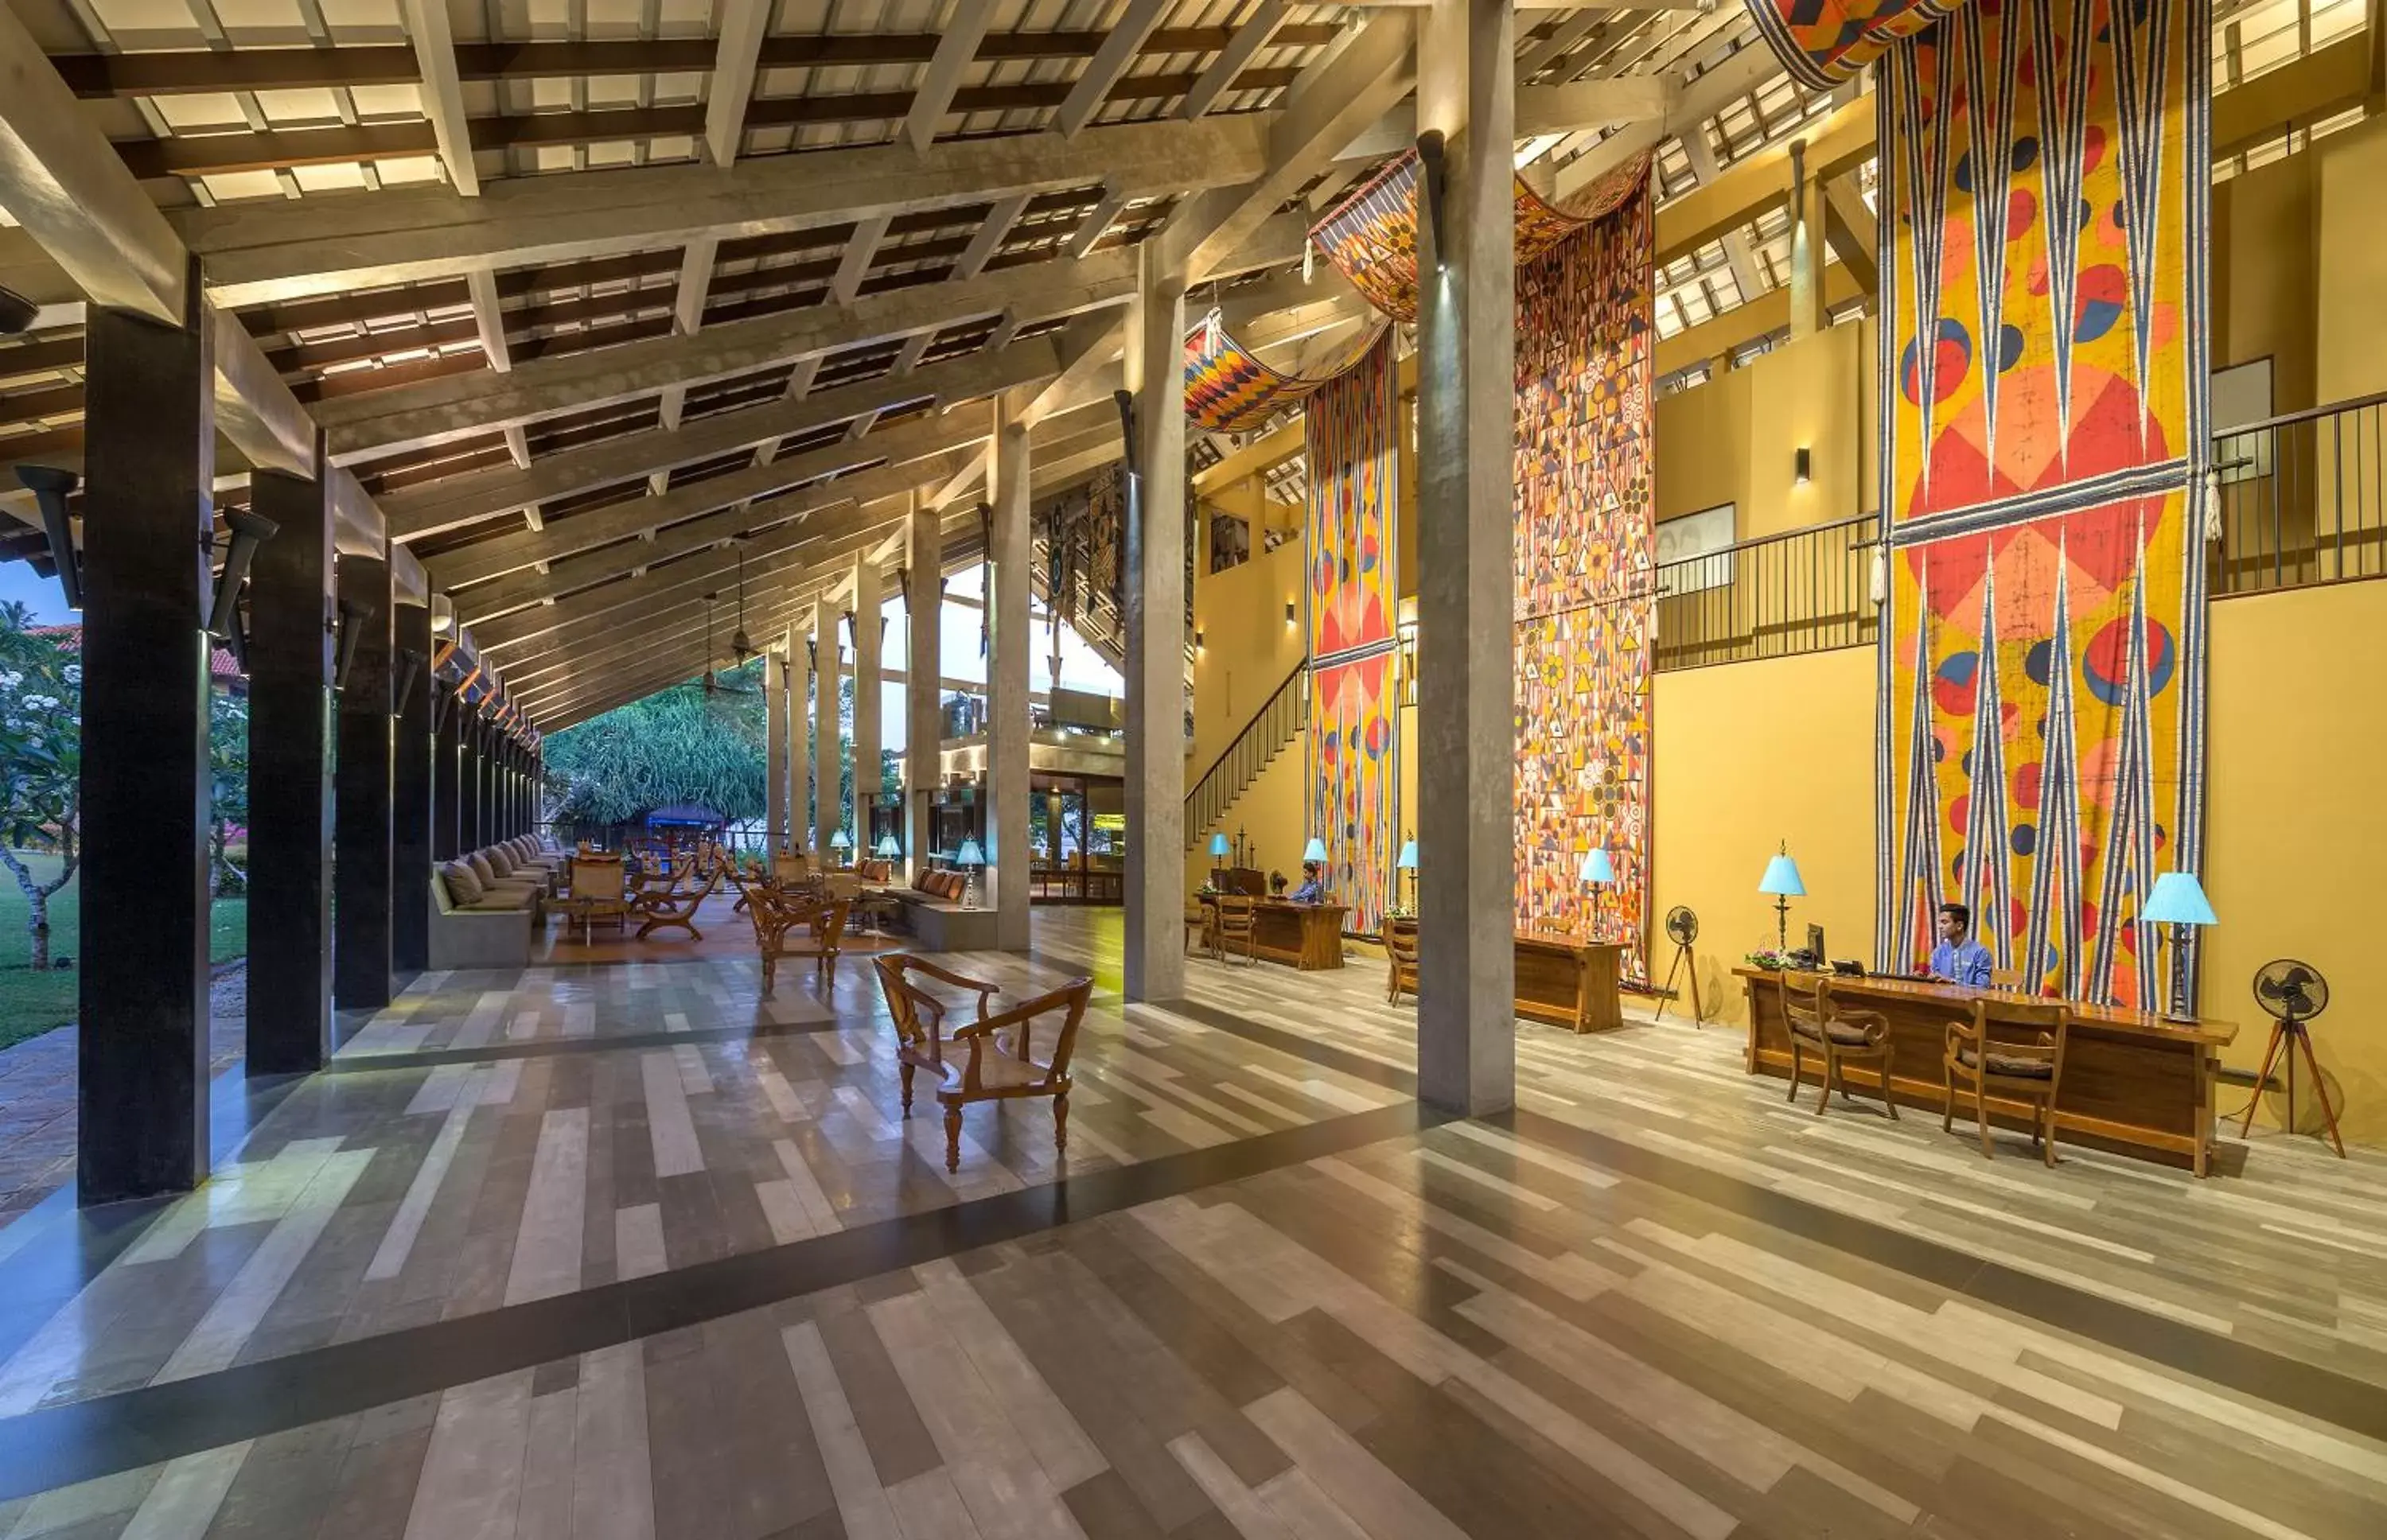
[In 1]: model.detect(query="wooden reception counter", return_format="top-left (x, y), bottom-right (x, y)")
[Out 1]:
top-left (1199, 896), bottom-right (1349, 970)
top-left (1515, 932), bottom-right (1626, 1034)
top-left (1737, 968), bottom-right (2237, 1173)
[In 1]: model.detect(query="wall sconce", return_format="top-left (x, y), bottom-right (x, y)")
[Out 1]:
top-left (1284, 601), bottom-right (1297, 625)
top-left (335, 600), bottom-right (366, 690)
top-left (1793, 447), bottom-right (1813, 486)
top-left (14, 465), bottom-right (81, 610)
top-left (206, 508), bottom-right (278, 639)
top-left (1415, 130), bottom-right (1449, 273)
top-left (392, 648), bottom-right (424, 718)
top-left (1194, 628), bottom-right (1205, 651)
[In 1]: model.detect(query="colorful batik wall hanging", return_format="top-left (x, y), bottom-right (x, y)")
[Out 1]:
top-left (1746, 0), bottom-right (2211, 1007)
top-left (1512, 176), bottom-right (1657, 982)
top-left (1300, 329), bottom-right (1401, 932)
top-left (1182, 313), bottom-right (1393, 435)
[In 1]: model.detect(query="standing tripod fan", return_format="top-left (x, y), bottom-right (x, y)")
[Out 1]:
top-left (1656, 906), bottom-right (1704, 1027)
top-left (2241, 960), bottom-right (2344, 1157)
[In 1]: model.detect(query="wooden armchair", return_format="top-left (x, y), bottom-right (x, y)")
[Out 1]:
top-left (1779, 973), bottom-right (1896, 1119)
top-left (1384, 916), bottom-right (1419, 1004)
top-left (1944, 996), bottom-right (2070, 1165)
top-left (1185, 900), bottom-right (1215, 959)
top-left (746, 888), bottom-right (849, 994)
top-left (1212, 894), bottom-right (1258, 966)
top-left (559, 855), bottom-right (631, 943)
top-left (874, 954), bottom-right (1093, 1172)
top-left (633, 865), bottom-right (720, 940)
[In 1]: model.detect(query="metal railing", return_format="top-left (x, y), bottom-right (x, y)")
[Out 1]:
top-left (1650, 511), bottom-right (1880, 671)
top-left (1183, 659), bottom-right (1309, 848)
top-left (2213, 390), bottom-right (2387, 595)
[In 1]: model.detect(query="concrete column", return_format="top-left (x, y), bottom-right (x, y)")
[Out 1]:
top-left (458, 714), bottom-right (481, 850)
top-left (1414, 0), bottom-right (1517, 1116)
top-left (766, 641), bottom-right (789, 846)
top-left (247, 457), bottom-right (334, 1075)
top-left (989, 400), bottom-right (1033, 949)
top-left (851, 554), bottom-right (883, 854)
top-left (75, 278), bottom-right (214, 1204)
top-left (432, 697), bottom-right (459, 861)
top-left (1123, 242), bottom-right (1187, 1000)
top-left (905, 492), bottom-right (943, 880)
top-left (1787, 138), bottom-right (1828, 340)
top-left (334, 550), bottom-right (394, 1009)
top-left (391, 601), bottom-right (433, 975)
top-left (812, 594), bottom-right (841, 855)
top-left (786, 624), bottom-right (810, 854)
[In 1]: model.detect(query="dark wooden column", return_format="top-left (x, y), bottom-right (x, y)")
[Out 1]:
top-left (458, 713), bottom-right (481, 850)
top-left (333, 552), bottom-right (393, 1009)
top-left (391, 601), bottom-right (432, 975)
top-left (432, 692), bottom-right (460, 861)
top-left (246, 452), bottom-right (335, 1075)
top-left (76, 272), bottom-right (215, 1204)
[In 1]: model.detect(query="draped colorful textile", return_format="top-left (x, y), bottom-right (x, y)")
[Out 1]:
top-left (1742, 0), bottom-right (1968, 89)
top-left (1307, 151), bottom-right (1650, 324)
top-left (1302, 330), bottom-right (1401, 932)
top-left (1737, 0), bottom-right (2214, 1005)
top-left (1513, 174), bottom-right (1657, 982)
top-left (1182, 313), bottom-right (1393, 435)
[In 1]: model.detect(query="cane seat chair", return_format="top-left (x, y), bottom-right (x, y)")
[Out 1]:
top-left (874, 955), bottom-right (1093, 1172)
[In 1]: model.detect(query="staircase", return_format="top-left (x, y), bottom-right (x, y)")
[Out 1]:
top-left (1183, 660), bottom-right (1308, 849)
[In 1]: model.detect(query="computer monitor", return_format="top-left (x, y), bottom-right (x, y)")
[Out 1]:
top-left (1806, 923), bottom-right (1826, 962)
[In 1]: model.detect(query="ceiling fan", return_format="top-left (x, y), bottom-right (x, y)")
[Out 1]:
top-left (699, 591), bottom-right (761, 697)
top-left (727, 537), bottom-right (759, 663)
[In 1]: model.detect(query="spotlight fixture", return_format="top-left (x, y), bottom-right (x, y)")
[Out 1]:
top-left (0, 286), bottom-right (34, 336)
top-left (1793, 446), bottom-right (1813, 486)
top-left (392, 648), bottom-right (424, 718)
top-left (1112, 388), bottom-right (1139, 473)
top-left (336, 600), bottom-right (367, 690)
top-left (1415, 130), bottom-right (1449, 272)
top-left (205, 508), bottom-right (278, 639)
top-left (13, 465), bottom-right (81, 609)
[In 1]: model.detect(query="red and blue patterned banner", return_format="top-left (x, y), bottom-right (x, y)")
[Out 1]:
top-left (1742, 0), bottom-right (1968, 90)
top-left (1737, 0), bottom-right (2211, 1005)
top-left (1182, 313), bottom-right (1392, 436)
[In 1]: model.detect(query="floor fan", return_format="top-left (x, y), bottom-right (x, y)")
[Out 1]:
top-left (1656, 906), bottom-right (1704, 1027)
top-left (2241, 959), bottom-right (2344, 1157)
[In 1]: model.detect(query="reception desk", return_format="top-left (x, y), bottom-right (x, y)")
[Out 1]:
top-left (1201, 896), bottom-right (1347, 970)
top-left (1515, 932), bottom-right (1626, 1034)
top-left (1737, 968), bottom-right (2237, 1173)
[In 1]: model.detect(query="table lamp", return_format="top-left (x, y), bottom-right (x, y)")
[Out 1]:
top-left (1209, 830), bottom-right (1229, 881)
top-left (1397, 835), bottom-right (1418, 910)
top-left (2142, 870), bottom-right (2217, 1022)
top-left (1758, 841), bottom-right (1805, 952)
top-left (956, 837), bottom-right (987, 910)
top-left (874, 834), bottom-right (899, 860)
top-left (1303, 837), bottom-right (1328, 863)
top-left (1579, 847), bottom-right (1613, 938)
top-left (829, 828), bottom-right (851, 867)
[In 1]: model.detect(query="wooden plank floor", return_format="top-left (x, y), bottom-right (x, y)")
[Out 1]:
top-left (0, 908), bottom-right (2377, 1538)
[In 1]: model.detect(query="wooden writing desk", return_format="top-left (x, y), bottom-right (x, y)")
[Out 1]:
top-left (1736, 968), bottom-right (2237, 1173)
top-left (1201, 896), bottom-right (1347, 970)
top-left (1515, 932), bottom-right (1626, 1033)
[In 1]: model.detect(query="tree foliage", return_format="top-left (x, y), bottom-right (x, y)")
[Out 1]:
top-left (0, 603), bottom-right (80, 968)
top-left (542, 660), bottom-right (769, 827)
top-left (208, 689), bottom-right (249, 896)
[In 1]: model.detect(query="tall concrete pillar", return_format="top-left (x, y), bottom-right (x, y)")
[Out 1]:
top-left (905, 493), bottom-right (943, 881)
top-left (1123, 243), bottom-right (1187, 1000)
top-left (1415, 0), bottom-right (1517, 1116)
top-left (812, 594), bottom-right (841, 856)
top-left (786, 624), bottom-right (810, 854)
top-left (391, 601), bottom-right (433, 975)
top-left (247, 456), bottom-right (334, 1075)
top-left (766, 641), bottom-right (789, 846)
top-left (334, 550), bottom-right (394, 1009)
top-left (75, 275), bottom-right (215, 1203)
top-left (851, 554), bottom-right (883, 854)
top-left (989, 401), bottom-right (1033, 949)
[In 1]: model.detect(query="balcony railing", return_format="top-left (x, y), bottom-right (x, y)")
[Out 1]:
top-left (1650, 511), bottom-right (1880, 671)
top-left (2212, 390), bottom-right (2387, 596)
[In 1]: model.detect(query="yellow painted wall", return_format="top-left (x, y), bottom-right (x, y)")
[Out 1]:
top-left (1187, 531), bottom-right (1307, 792)
top-left (2213, 153), bottom-right (2317, 410)
top-left (1649, 646), bottom-right (1879, 1026)
top-left (2204, 581), bottom-right (2387, 1145)
top-left (1184, 725), bottom-right (1310, 903)
top-left (2314, 115), bottom-right (2387, 405)
top-left (1654, 320), bottom-right (1878, 538)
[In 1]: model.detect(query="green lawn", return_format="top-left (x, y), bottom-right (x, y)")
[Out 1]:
top-left (0, 852), bottom-right (247, 1052)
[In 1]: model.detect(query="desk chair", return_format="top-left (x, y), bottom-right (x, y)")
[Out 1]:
top-left (1213, 894), bottom-right (1258, 966)
top-left (1185, 900), bottom-right (1215, 960)
top-left (1989, 967), bottom-right (2025, 994)
top-left (1779, 973), bottom-right (1896, 1119)
top-left (1385, 916), bottom-right (1419, 1005)
top-left (1944, 996), bottom-right (2070, 1165)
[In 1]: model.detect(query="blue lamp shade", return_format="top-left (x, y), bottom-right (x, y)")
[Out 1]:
top-left (1396, 840), bottom-right (1419, 871)
top-left (874, 834), bottom-right (899, 858)
top-left (956, 838), bottom-right (987, 867)
top-left (2142, 871), bottom-right (2217, 926)
top-left (1303, 837), bottom-right (1328, 863)
top-left (829, 830), bottom-right (852, 851)
top-left (1209, 832), bottom-right (1231, 858)
top-left (1579, 848), bottom-right (1614, 885)
top-left (1758, 854), bottom-right (1805, 897)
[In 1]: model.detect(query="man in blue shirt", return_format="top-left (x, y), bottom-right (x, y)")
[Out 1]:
top-left (1288, 861), bottom-right (1326, 904)
top-left (1926, 902), bottom-right (1994, 986)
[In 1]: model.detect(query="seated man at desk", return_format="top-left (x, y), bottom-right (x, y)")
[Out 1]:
top-left (1922, 901), bottom-right (1993, 986)
top-left (1288, 861), bottom-right (1326, 904)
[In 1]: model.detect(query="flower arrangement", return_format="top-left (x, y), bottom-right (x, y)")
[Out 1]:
top-left (1743, 947), bottom-right (1803, 972)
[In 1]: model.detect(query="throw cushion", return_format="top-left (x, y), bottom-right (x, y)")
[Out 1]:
top-left (487, 845), bottom-right (517, 877)
top-left (441, 861), bottom-right (485, 907)
top-left (913, 869), bottom-right (934, 892)
top-left (466, 851), bottom-right (496, 885)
